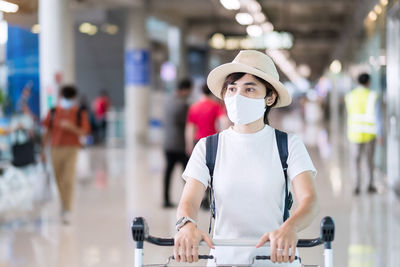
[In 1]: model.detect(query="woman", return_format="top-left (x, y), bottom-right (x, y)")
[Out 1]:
top-left (174, 50), bottom-right (318, 266)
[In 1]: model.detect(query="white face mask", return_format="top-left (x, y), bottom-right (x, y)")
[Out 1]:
top-left (60, 98), bottom-right (75, 110)
top-left (224, 95), bottom-right (266, 125)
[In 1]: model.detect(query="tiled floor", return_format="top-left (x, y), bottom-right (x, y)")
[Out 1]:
top-left (1, 109), bottom-right (399, 267)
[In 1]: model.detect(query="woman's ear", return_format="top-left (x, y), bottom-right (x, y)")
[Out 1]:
top-left (266, 92), bottom-right (277, 106)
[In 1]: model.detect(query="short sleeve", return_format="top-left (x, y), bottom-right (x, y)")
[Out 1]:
top-left (287, 134), bottom-right (317, 181)
top-left (182, 138), bottom-right (210, 188)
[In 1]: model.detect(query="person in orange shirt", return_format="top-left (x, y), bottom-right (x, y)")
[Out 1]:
top-left (41, 85), bottom-right (91, 224)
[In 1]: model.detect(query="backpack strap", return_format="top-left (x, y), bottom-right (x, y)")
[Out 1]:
top-left (49, 108), bottom-right (56, 130)
top-left (275, 129), bottom-right (293, 222)
top-left (77, 106), bottom-right (84, 127)
top-left (205, 133), bottom-right (219, 233)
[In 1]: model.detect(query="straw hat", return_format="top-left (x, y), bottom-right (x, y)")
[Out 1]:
top-left (207, 50), bottom-right (291, 108)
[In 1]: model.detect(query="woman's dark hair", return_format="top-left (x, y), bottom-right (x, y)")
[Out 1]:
top-left (202, 84), bottom-right (212, 95)
top-left (220, 72), bottom-right (279, 125)
top-left (61, 85), bottom-right (78, 99)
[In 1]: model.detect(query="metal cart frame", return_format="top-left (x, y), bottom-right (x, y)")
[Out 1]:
top-left (131, 216), bottom-right (335, 267)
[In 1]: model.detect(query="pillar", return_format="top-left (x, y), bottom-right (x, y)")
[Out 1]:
top-left (124, 5), bottom-right (150, 145)
top-left (39, 0), bottom-right (75, 117)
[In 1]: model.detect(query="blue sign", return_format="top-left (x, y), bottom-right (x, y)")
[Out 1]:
top-left (125, 50), bottom-right (150, 86)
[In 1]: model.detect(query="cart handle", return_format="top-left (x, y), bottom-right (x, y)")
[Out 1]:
top-left (132, 216), bottom-right (334, 249)
top-left (146, 236), bottom-right (322, 248)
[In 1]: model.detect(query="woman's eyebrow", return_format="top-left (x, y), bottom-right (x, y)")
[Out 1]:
top-left (243, 82), bottom-right (258, 86)
top-left (229, 82), bottom-right (258, 86)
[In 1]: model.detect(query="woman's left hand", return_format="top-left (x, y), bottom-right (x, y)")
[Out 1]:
top-left (255, 223), bottom-right (298, 263)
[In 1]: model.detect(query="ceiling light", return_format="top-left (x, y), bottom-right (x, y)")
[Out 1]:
top-left (374, 5), bottom-right (382, 14)
top-left (264, 32), bottom-right (282, 49)
top-left (368, 11), bottom-right (377, 21)
top-left (268, 49), bottom-right (309, 91)
top-left (261, 22), bottom-right (274, 32)
top-left (209, 33), bottom-right (225, 49)
top-left (253, 12), bottom-right (266, 23)
top-left (225, 38), bottom-right (240, 50)
top-left (31, 24), bottom-right (40, 34)
top-left (380, 0), bottom-right (388, 6)
top-left (79, 22), bottom-right (98, 35)
top-left (246, 0), bottom-right (261, 13)
top-left (220, 0), bottom-right (240, 10)
top-left (87, 25), bottom-right (98, 36)
top-left (240, 38), bottom-right (253, 49)
top-left (246, 25), bottom-right (263, 37)
top-left (79, 22), bottom-right (92, 34)
top-left (101, 24), bottom-right (119, 35)
top-left (235, 13), bottom-right (253, 25)
top-left (329, 60), bottom-right (342, 74)
top-left (0, 1), bottom-right (19, 13)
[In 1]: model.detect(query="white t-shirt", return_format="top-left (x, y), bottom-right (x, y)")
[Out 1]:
top-left (182, 125), bottom-right (316, 267)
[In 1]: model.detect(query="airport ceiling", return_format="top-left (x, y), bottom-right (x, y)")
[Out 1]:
top-left (148, 0), bottom-right (358, 81)
top-left (8, 0), bottom-right (371, 81)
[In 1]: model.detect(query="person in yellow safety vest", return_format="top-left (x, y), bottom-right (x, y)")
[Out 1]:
top-left (345, 73), bottom-right (382, 195)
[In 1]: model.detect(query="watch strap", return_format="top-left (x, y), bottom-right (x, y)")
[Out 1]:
top-left (176, 216), bottom-right (197, 231)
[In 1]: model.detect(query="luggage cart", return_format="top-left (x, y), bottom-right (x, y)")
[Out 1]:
top-left (131, 216), bottom-right (334, 267)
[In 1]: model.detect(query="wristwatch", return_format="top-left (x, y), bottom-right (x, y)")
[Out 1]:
top-left (175, 216), bottom-right (197, 231)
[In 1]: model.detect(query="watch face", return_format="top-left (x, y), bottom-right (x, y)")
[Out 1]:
top-left (176, 217), bottom-right (185, 225)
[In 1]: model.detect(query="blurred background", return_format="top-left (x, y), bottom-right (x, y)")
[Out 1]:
top-left (0, 0), bottom-right (400, 266)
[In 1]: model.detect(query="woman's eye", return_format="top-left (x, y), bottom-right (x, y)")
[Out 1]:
top-left (228, 87), bottom-right (236, 92)
top-left (246, 88), bottom-right (255, 92)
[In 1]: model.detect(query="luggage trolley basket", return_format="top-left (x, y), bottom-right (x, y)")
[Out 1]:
top-left (131, 216), bottom-right (335, 267)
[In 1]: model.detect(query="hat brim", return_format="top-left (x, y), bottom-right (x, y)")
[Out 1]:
top-left (207, 62), bottom-right (291, 108)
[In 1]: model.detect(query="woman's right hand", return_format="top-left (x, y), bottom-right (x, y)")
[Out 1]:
top-left (174, 223), bottom-right (214, 263)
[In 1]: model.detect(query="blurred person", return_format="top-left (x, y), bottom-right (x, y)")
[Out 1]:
top-left (10, 108), bottom-right (36, 167)
top-left (345, 73), bottom-right (382, 195)
top-left (163, 79), bottom-right (192, 208)
top-left (93, 90), bottom-right (110, 143)
top-left (0, 92), bottom-right (36, 167)
top-left (174, 50), bottom-right (318, 266)
top-left (185, 84), bottom-right (229, 156)
top-left (79, 94), bottom-right (96, 145)
top-left (185, 84), bottom-right (229, 209)
top-left (41, 85), bottom-right (91, 224)
top-left (0, 116), bottom-right (35, 167)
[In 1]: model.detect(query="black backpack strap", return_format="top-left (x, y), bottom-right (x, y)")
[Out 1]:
top-left (205, 133), bottom-right (219, 233)
top-left (206, 133), bottom-right (219, 181)
top-left (77, 106), bottom-right (84, 127)
top-left (275, 129), bottom-right (293, 222)
top-left (49, 108), bottom-right (56, 130)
